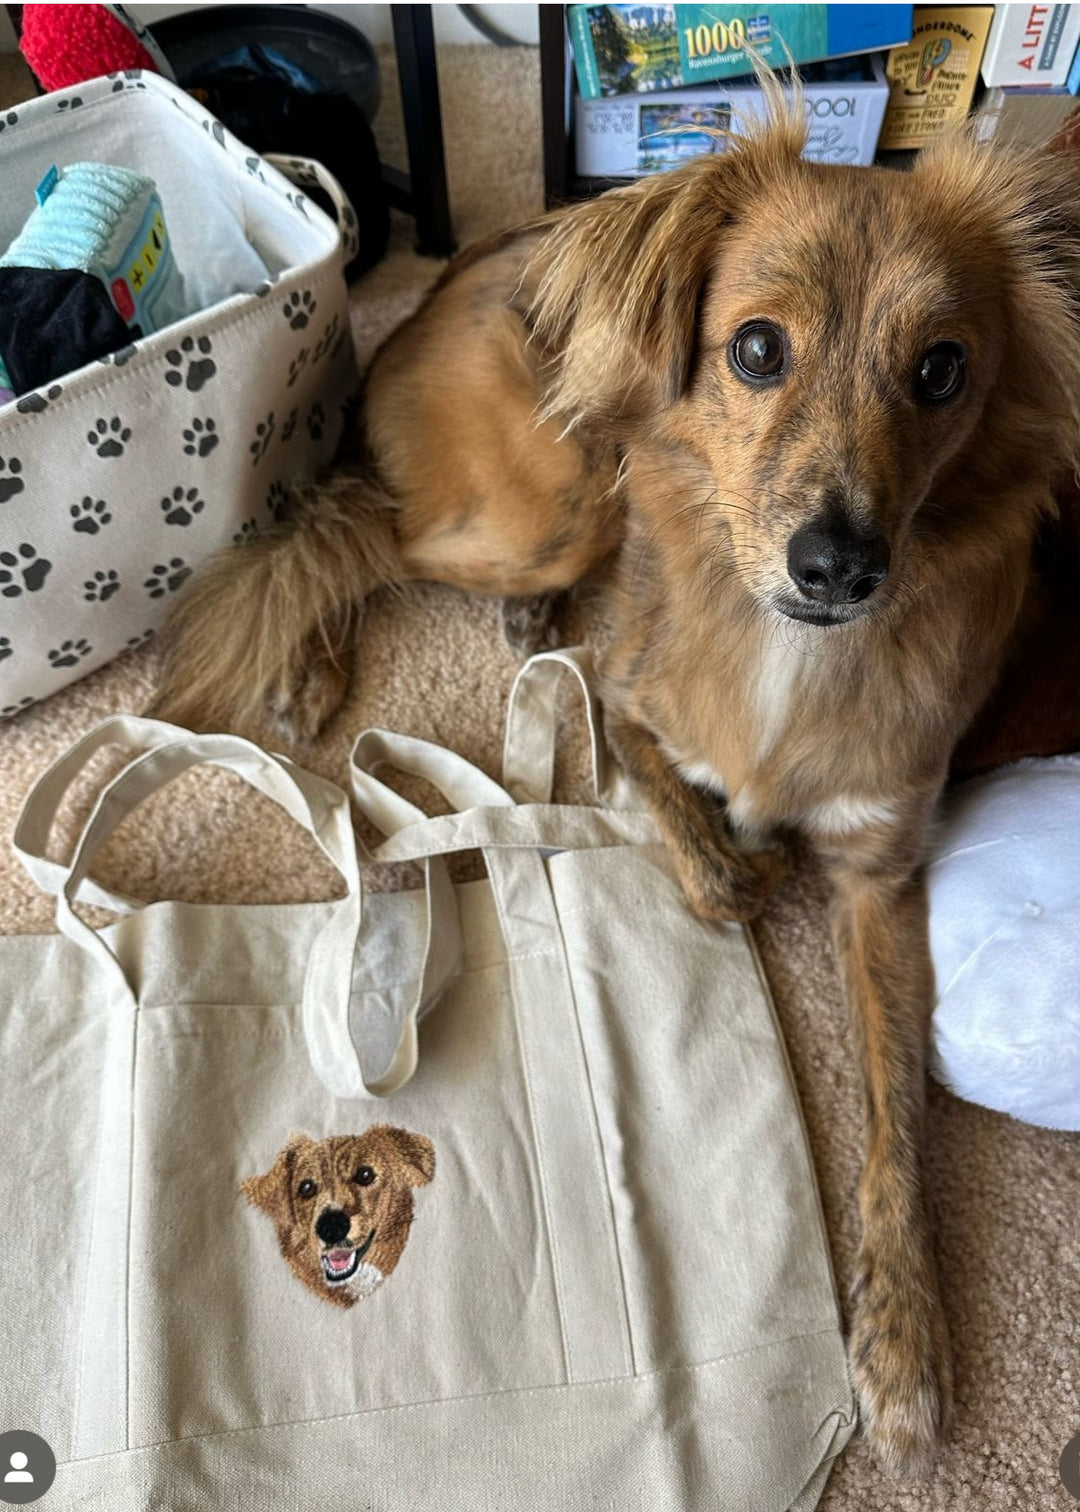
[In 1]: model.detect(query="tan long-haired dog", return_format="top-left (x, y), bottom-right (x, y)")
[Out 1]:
top-left (160, 103), bottom-right (1080, 1475)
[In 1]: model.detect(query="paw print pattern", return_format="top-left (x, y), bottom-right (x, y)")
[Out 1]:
top-left (202, 119), bottom-right (226, 148)
top-left (182, 418), bottom-right (219, 457)
top-left (84, 570), bottom-right (120, 603)
top-left (287, 350), bottom-right (309, 388)
top-left (284, 291), bottom-right (316, 330)
top-left (286, 191), bottom-right (309, 220)
top-left (0, 457), bottom-right (24, 501)
top-left (16, 385), bottom-right (62, 414)
top-left (1, 697), bottom-right (33, 719)
top-left (56, 96), bottom-right (84, 112)
top-left (313, 315), bottom-right (340, 363)
top-left (48, 639), bottom-right (92, 668)
top-left (340, 203), bottom-right (360, 259)
top-left (245, 155), bottom-right (267, 184)
top-left (250, 413), bottom-right (275, 464)
top-left (0, 636), bottom-right (11, 662)
top-left (0, 544), bottom-right (51, 597)
top-left (0, 111), bottom-right (19, 132)
top-left (71, 498), bottom-right (111, 534)
top-left (165, 337), bottom-right (216, 392)
top-left (88, 417), bottom-right (131, 458)
top-left (281, 407), bottom-right (299, 442)
top-left (330, 327), bottom-right (348, 362)
top-left (145, 558), bottom-right (191, 598)
top-left (161, 486), bottom-right (205, 526)
top-left (233, 518), bottom-right (260, 545)
top-left (307, 403), bottom-right (325, 441)
top-left (285, 158), bottom-right (319, 185)
top-left (126, 629), bottom-right (155, 649)
top-left (266, 481), bottom-right (289, 522)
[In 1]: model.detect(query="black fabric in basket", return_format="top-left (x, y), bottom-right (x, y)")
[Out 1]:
top-left (0, 268), bottom-right (134, 395)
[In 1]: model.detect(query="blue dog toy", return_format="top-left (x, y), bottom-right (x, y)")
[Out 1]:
top-left (0, 161), bottom-right (187, 398)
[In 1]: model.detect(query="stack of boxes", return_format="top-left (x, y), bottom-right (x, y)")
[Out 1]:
top-left (569, 4), bottom-right (1080, 179)
top-left (976, 4), bottom-right (1080, 145)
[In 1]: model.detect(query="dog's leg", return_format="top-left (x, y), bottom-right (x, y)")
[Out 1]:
top-left (604, 709), bottom-right (785, 922)
top-left (827, 844), bottom-right (951, 1479)
top-left (501, 590), bottom-right (567, 658)
top-left (265, 603), bottom-right (360, 745)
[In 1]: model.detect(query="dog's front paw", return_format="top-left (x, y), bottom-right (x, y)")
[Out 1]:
top-left (678, 840), bottom-right (785, 924)
top-left (849, 1242), bottom-right (953, 1479)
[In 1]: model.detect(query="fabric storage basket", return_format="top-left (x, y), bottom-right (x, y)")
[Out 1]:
top-left (2, 648), bottom-right (854, 1510)
top-left (0, 70), bottom-right (361, 719)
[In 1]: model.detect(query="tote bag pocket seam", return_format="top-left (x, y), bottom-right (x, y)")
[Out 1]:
top-left (70, 1324), bottom-right (851, 1461)
top-left (551, 897), bottom-right (638, 1375)
top-left (487, 876), bottom-right (575, 1383)
top-left (743, 924), bottom-right (847, 1319)
top-left (137, 954), bottom-right (541, 1013)
top-left (488, 869), bottom-right (636, 1385)
top-left (70, 1005), bottom-right (137, 1459)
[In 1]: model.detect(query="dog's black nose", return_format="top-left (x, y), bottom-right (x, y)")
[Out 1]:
top-left (315, 1208), bottom-right (351, 1245)
top-left (787, 517), bottom-right (890, 606)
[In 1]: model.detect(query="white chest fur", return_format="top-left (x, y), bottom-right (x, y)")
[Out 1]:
top-left (672, 757), bottom-right (728, 795)
top-left (661, 624), bottom-right (892, 841)
top-left (752, 630), bottom-right (809, 760)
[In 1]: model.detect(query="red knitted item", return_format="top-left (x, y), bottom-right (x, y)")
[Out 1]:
top-left (20, 4), bottom-right (161, 92)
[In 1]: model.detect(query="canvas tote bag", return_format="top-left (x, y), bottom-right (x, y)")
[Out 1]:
top-left (1, 649), bottom-right (854, 1509)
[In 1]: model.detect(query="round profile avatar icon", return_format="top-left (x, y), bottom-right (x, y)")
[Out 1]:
top-left (0, 1432), bottom-right (55, 1505)
top-left (1061, 1432), bottom-right (1080, 1500)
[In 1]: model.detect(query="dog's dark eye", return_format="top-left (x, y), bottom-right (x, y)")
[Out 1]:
top-left (915, 342), bottom-right (966, 405)
top-left (729, 321), bottom-right (787, 383)
top-left (297, 1180), bottom-right (317, 1199)
top-left (353, 1166), bottom-right (376, 1186)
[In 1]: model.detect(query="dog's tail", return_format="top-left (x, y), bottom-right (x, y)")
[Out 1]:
top-left (155, 469), bottom-right (404, 737)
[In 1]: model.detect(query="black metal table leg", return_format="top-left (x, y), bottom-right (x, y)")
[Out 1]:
top-left (540, 4), bottom-right (571, 208)
top-left (391, 3), bottom-right (455, 257)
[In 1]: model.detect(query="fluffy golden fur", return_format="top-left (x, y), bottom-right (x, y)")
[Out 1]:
top-left (241, 1128), bottom-right (435, 1309)
top-left (163, 109), bottom-right (1080, 1473)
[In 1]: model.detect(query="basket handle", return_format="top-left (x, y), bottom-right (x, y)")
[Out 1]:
top-left (265, 153), bottom-right (361, 263)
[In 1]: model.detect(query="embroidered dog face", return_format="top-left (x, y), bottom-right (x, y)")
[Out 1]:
top-left (241, 1127), bottom-right (435, 1309)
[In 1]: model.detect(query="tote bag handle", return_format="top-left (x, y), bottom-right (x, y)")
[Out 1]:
top-left (12, 716), bottom-right (379, 1099)
top-left (502, 646), bottom-right (640, 810)
top-left (349, 652), bottom-right (658, 1089)
top-left (350, 646), bottom-right (651, 872)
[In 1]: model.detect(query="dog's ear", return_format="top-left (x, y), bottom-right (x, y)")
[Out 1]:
top-left (525, 121), bottom-right (803, 431)
top-left (915, 134), bottom-right (1080, 475)
top-left (370, 1125), bottom-right (436, 1188)
top-left (240, 1134), bottom-right (309, 1219)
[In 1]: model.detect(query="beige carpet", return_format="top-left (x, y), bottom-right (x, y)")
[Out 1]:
top-left (0, 44), bottom-right (1077, 1510)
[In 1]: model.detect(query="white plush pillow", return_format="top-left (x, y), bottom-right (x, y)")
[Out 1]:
top-left (928, 755), bottom-right (1080, 1130)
